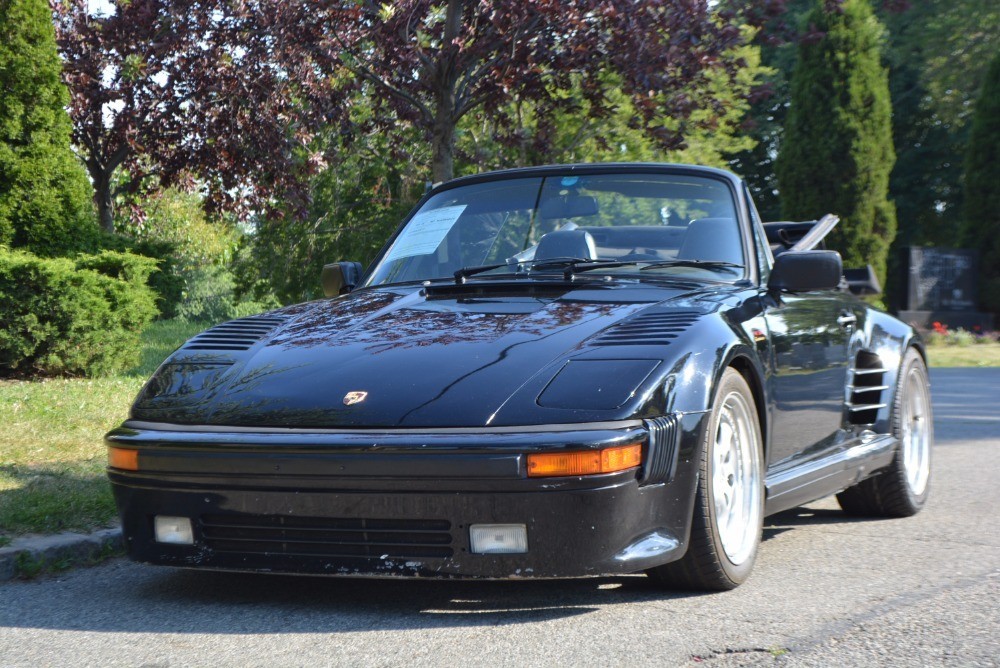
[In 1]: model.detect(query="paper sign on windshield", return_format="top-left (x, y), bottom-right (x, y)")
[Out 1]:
top-left (384, 205), bottom-right (467, 263)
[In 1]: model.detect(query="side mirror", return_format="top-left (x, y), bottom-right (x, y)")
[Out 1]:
top-left (321, 261), bottom-right (364, 297)
top-left (767, 250), bottom-right (843, 293)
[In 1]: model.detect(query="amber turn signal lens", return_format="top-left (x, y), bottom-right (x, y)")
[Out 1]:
top-left (527, 443), bottom-right (642, 477)
top-left (108, 447), bottom-right (139, 471)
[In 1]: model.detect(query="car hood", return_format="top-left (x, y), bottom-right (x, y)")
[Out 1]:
top-left (133, 282), bottom-right (716, 428)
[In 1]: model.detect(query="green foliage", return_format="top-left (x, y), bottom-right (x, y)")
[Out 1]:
top-left (132, 239), bottom-right (185, 319)
top-left (119, 188), bottom-right (269, 320)
top-left (899, 0), bottom-right (1000, 132)
top-left (93, 232), bottom-right (185, 319)
top-left (728, 0), bottom-right (816, 221)
top-left (963, 53), bottom-right (1000, 313)
top-left (239, 130), bottom-right (425, 305)
top-left (0, 0), bottom-right (97, 256)
top-left (879, 1), bottom-right (999, 306)
top-left (883, 3), bottom-right (966, 250)
top-left (177, 263), bottom-right (273, 323)
top-left (459, 37), bottom-right (768, 175)
top-left (0, 250), bottom-right (158, 377)
top-left (777, 0), bottom-right (897, 288)
top-left (239, 39), bottom-right (770, 307)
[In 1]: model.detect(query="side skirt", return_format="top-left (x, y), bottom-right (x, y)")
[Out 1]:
top-left (764, 435), bottom-right (898, 516)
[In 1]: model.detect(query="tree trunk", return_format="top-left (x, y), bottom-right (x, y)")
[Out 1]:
top-left (429, 0), bottom-right (464, 184)
top-left (93, 168), bottom-right (115, 233)
top-left (431, 99), bottom-right (456, 183)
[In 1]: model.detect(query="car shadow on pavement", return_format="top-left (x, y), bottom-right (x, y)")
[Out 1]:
top-left (4, 504), bottom-right (921, 636)
top-left (3, 505), bottom-right (912, 635)
top-left (763, 505), bottom-right (890, 541)
top-left (0, 564), bottom-right (720, 635)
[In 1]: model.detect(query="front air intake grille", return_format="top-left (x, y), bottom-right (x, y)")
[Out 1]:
top-left (589, 311), bottom-right (700, 347)
top-left (643, 415), bottom-right (680, 484)
top-left (200, 515), bottom-right (454, 559)
top-left (847, 351), bottom-right (889, 425)
top-left (182, 316), bottom-right (288, 352)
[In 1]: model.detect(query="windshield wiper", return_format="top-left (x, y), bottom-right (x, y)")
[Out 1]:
top-left (639, 260), bottom-right (745, 273)
top-left (455, 257), bottom-right (744, 284)
top-left (536, 259), bottom-right (641, 280)
top-left (453, 257), bottom-right (629, 284)
top-left (453, 262), bottom-right (517, 283)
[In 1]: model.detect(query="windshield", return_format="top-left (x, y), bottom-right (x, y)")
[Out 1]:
top-left (365, 172), bottom-right (745, 286)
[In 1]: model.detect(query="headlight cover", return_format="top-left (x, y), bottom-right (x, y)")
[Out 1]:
top-left (536, 359), bottom-right (660, 410)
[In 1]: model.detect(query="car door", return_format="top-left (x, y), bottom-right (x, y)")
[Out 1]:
top-left (763, 290), bottom-right (853, 466)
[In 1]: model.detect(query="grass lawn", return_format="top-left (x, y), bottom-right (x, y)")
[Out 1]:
top-left (926, 342), bottom-right (1000, 368)
top-left (0, 320), bottom-right (206, 541)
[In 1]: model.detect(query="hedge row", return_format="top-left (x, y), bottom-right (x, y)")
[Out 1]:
top-left (0, 249), bottom-right (159, 377)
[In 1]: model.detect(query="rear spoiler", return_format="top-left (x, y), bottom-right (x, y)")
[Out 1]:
top-left (763, 215), bottom-right (880, 296)
top-left (762, 214), bottom-right (839, 253)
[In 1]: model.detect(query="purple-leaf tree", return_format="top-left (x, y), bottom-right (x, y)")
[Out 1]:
top-left (273, 0), bottom-right (786, 183)
top-left (51, 0), bottom-right (322, 231)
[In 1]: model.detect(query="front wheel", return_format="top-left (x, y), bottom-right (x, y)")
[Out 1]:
top-left (837, 348), bottom-right (933, 517)
top-left (647, 368), bottom-right (764, 590)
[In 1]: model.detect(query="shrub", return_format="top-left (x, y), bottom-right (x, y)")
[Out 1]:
top-left (114, 188), bottom-right (267, 320)
top-left (926, 331), bottom-right (947, 346)
top-left (0, 0), bottom-right (98, 257)
top-left (973, 331), bottom-right (993, 344)
top-left (96, 232), bottom-right (184, 318)
top-left (946, 328), bottom-right (976, 347)
top-left (776, 0), bottom-right (896, 291)
top-left (175, 263), bottom-right (275, 324)
top-left (0, 249), bottom-right (158, 377)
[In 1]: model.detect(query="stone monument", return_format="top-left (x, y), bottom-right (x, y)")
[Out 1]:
top-left (897, 247), bottom-right (994, 331)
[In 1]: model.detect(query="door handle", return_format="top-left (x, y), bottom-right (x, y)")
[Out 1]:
top-left (837, 312), bottom-right (857, 328)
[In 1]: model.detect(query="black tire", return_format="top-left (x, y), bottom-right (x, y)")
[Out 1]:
top-left (837, 348), bottom-right (933, 518)
top-left (647, 368), bottom-right (764, 591)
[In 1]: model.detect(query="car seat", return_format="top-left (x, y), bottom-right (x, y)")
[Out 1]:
top-left (677, 218), bottom-right (743, 265)
top-left (534, 229), bottom-right (598, 261)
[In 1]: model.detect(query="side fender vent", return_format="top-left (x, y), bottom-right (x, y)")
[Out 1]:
top-left (847, 351), bottom-right (888, 425)
top-left (182, 315), bottom-right (288, 352)
top-left (589, 311), bottom-right (700, 347)
top-left (642, 415), bottom-right (680, 485)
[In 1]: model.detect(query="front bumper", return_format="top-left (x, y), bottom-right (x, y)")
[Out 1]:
top-left (106, 416), bottom-right (706, 578)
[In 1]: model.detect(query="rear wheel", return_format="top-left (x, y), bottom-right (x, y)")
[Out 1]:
top-left (647, 368), bottom-right (763, 590)
top-left (837, 349), bottom-right (932, 517)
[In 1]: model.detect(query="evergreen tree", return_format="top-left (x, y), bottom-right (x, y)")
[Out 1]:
top-left (962, 53), bottom-right (1000, 313)
top-left (0, 0), bottom-right (95, 256)
top-left (776, 0), bottom-right (897, 288)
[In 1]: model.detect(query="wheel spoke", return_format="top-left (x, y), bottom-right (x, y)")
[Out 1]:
top-left (900, 367), bottom-right (931, 496)
top-left (711, 390), bottom-right (762, 567)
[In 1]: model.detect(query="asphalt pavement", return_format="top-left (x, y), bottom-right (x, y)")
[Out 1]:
top-left (1, 368), bottom-right (998, 667)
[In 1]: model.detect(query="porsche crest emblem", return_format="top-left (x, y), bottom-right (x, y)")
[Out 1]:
top-left (343, 391), bottom-right (368, 406)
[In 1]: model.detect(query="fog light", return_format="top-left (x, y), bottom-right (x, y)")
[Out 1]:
top-left (470, 524), bottom-right (528, 554)
top-left (154, 516), bottom-right (194, 545)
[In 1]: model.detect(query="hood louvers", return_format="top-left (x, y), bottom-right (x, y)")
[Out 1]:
top-left (182, 315), bottom-right (288, 352)
top-left (588, 310), bottom-right (700, 347)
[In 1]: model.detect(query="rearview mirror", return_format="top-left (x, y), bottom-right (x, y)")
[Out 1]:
top-left (767, 251), bottom-right (842, 293)
top-left (321, 261), bottom-right (364, 297)
top-left (537, 195), bottom-right (599, 220)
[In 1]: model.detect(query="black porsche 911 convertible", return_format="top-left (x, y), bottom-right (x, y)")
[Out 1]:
top-left (106, 163), bottom-right (933, 590)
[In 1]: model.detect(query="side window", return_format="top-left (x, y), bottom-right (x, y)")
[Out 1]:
top-left (744, 186), bottom-right (772, 282)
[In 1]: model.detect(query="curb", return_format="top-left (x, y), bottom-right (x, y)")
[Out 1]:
top-left (0, 527), bottom-right (123, 581)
